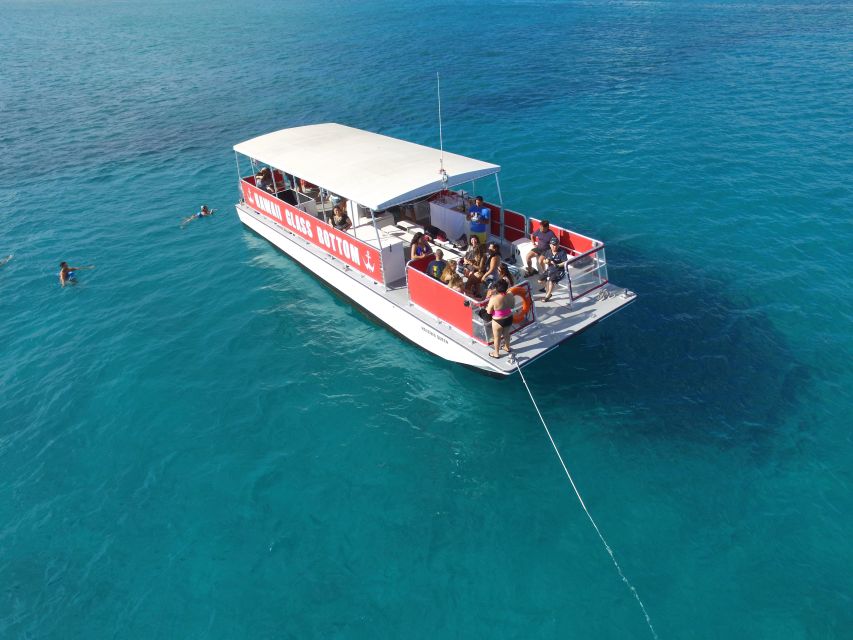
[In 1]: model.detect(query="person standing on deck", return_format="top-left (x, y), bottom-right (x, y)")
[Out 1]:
top-left (486, 280), bottom-right (515, 359)
top-left (467, 195), bottom-right (490, 245)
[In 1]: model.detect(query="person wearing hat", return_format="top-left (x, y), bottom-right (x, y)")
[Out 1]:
top-left (538, 236), bottom-right (568, 302)
top-left (524, 220), bottom-right (557, 277)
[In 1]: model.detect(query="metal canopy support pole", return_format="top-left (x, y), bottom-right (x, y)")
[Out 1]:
top-left (270, 163), bottom-right (279, 196)
top-left (234, 152), bottom-right (243, 199)
top-left (495, 173), bottom-right (505, 246)
top-left (370, 209), bottom-right (387, 290)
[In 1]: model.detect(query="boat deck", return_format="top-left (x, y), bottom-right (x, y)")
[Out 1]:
top-left (385, 274), bottom-right (634, 374)
top-left (241, 204), bottom-right (635, 374)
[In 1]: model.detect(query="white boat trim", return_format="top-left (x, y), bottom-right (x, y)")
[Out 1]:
top-left (237, 205), bottom-right (506, 372)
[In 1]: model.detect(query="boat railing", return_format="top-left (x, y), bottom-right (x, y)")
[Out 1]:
top-left (430, 189), bottom-right (528, 248)
top-left (242, 175), bottom-right (318, 216)
top-left (566, 245), bottom-right (609, 301)
top-left (497, 208), bottom-right (528, 243)
top-left (239, 177), bottom-right (384, 284)
top-left (406, 256), bottom-right (477, 338)
top-left (406, 257), bottom-right (535, 344)
top-left (529, 217), bottom-right (608, 301)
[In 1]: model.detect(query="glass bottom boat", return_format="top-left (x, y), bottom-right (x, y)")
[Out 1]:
top-left (233, 123), bottom-right (636, 376)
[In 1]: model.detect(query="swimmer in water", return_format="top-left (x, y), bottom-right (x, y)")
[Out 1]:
top-left (181, 205), bottom-right (216, 229)
top-left (59, 261), bottom-right (94, 287)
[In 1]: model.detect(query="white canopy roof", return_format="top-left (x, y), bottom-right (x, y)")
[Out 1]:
top-left (233, 123), bottom-right (500, 211)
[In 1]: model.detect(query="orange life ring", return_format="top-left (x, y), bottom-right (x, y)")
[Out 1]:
top-left (509, 285), bottom-right (532, 324)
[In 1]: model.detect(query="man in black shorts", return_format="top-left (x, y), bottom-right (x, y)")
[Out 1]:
top-left (538, 237), bottom-right (568, 301)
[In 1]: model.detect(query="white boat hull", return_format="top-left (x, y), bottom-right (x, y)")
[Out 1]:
top-left (237, 205), bottom-right (506, 374)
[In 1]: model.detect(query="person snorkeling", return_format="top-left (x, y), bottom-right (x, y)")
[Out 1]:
top-left (59, 261), bottom-right (94, 287)
top-left (181, 205), bottom-right (216, 228)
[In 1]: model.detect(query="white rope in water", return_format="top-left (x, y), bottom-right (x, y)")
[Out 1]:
top-left (512, 357), bottom-right (659, 640)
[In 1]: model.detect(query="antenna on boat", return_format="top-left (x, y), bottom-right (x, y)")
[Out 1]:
top-left (437, 72), bottom-right (448, 186)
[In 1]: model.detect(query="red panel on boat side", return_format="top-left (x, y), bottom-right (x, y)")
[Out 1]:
top-left (502, 209), bottom-right (527, 242)
top-left (407, 262), bottom-right (473, 337)
top-left (241, 180), bottom-right (382, 282)
top-left (529, 218), bottom-right (598, 255)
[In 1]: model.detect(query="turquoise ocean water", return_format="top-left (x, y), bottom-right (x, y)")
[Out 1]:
top-left (1, 1), bottom-right (851, 637)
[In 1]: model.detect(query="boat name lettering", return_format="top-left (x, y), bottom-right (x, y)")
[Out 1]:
top-left (254, 193), bottom-right (283, 221)
top-left (283, 210), bottom-right (362, 265)
top-left (242, 178), bottom-right (377, 279)
top-left (317, 227), bottom-right (360, 265)
top-left (284, 209), bottom-right (313, 238)
top-left (421, 326), bottom-right (449, 344)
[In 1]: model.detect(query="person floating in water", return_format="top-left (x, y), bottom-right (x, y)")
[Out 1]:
top-left (59, 261), bottom-right (94, 287)
top-left (181, 205), bottom-right (216, 229)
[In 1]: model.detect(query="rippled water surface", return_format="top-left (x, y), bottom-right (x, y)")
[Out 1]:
top-left (1, 1), bottom-right (851, 638)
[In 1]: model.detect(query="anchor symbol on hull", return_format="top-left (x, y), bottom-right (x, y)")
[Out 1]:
top-left (365, 254), bottom-right (375, 272)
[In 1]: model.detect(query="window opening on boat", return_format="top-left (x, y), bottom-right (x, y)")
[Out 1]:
top-left (369, 207), bottom-right (386, 287)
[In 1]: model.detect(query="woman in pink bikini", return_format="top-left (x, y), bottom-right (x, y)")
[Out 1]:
top-left (485, 280), bottom-right (515, 358)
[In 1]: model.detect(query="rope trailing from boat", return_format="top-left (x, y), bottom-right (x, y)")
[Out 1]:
top-left (510, 355), bottom-right (659, 640)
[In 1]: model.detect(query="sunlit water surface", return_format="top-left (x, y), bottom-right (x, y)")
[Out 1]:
top-left (1, 1), bottom-right (851, 638)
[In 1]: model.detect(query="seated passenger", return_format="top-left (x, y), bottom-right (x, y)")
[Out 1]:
top-left (331, 206), bottom-right (352, 231)
top-left (409, 232), bottom-right (433, 261)
top-left (486, 263), bottom-right (515, 298)
top-left (426, 249), bottom-right (446, 280)
top-left (440, 260), bottom-right (458, 284)
top-left (478, 242), bottom-right (502, 288)
top-left (448, 273), bottom-right (465, 293)
top-left (524, 219), bottom-right (558, 277)
top-left (464, 274), bottom-right (483, 300)
top-left (255, 167), bottom-right (276, 194)
top-left (462, 236), bottom-right (485, 276)
top-left (465, 239), bottom-right (499, 298)
top-left (538, 237), bottom-right (568, 301)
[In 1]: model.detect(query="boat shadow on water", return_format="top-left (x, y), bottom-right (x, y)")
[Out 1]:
top-left (508, 244), bottom-right (811, 447)
top-left (242, 230), bottom-right (809, 448)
